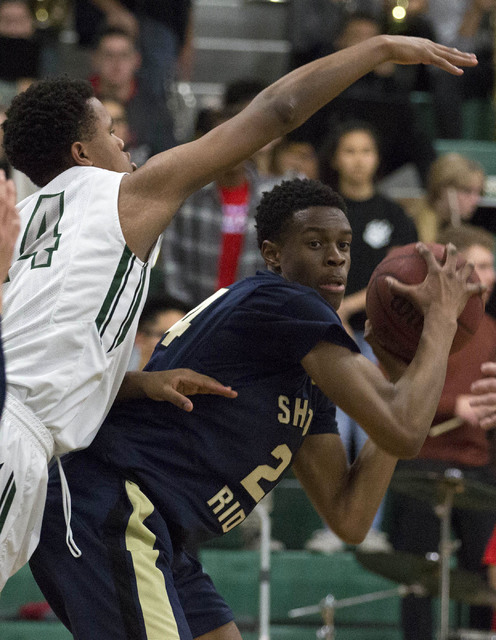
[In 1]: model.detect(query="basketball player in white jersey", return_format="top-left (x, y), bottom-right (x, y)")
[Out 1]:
top-left (0, 36), bottom-right (479, 588)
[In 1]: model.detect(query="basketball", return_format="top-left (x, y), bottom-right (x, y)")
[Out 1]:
top-left (365, 242), bottom-right (484, 362)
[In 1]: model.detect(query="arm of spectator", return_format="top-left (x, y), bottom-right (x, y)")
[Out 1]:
top-left (86, 0), bottom-right (139, 38)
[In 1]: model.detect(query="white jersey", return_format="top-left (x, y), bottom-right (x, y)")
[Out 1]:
top-left (2, 165), bottom-right (152, 454)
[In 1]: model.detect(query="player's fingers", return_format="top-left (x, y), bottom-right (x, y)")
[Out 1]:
top-left (415, 242), bottom-right (440, 270)
top-left (161, 386), bottom-right (194, 412)
top-left (441, 243), bottom-right (459, 272)
top-left (427, 44), bottom-right (477, 74)
top-left (175, 371), bottom-right (238, 398)
top-left (385, 276), bottom-right (419, 301)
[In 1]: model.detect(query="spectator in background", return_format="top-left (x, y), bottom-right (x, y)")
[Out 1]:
top-left (89, 26), bottom-right (174, 160)
top-left (0, 0), bottom-right (40, 105)
top-left (410, 152), bottom-right (486, 243)
top-left (222, 78), bottom-right (284, 179)
top-left (99, 95), bottom-right (149, 168)
top-left (426, 0), bottom-right (495, 138)
top-left (293, 11), bottom-right (436, 187)
top-left (387, 222), bottom-right (496, 640)
top-left (271, 137), bottom-right (320, 180)
top-left (288, 0), bottom-right (382, 69)
top-left (305, 120), bottom-right (417, 554)
top-left (132, 295), bottom-right (190, 372)
top-left (75, 0), bottom-right (193, 142)
top-left (162, 107), bottom-right (282, 308)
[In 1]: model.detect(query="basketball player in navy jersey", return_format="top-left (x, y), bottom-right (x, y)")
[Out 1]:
top-left (30, 178), bottom-right (484, 640)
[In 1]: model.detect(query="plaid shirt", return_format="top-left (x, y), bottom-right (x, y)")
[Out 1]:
top-left (161, 165), bottom-right (281, 307)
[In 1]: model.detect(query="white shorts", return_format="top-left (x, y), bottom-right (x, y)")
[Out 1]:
top-left (0, 392), bottom-right (53, 591)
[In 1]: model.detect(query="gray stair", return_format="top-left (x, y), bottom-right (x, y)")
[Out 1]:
top-left (191, 0), bottom-right (292, 107)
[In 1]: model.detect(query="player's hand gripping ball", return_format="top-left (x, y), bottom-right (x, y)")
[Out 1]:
top-left (365, 242), bottom-right (484, 362)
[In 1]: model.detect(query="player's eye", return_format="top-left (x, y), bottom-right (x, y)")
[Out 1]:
top-left (309, 240), bottom-right (322, 248)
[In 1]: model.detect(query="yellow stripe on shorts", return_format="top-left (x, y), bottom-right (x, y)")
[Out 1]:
top-left (125, 480), bottom-right (180, 640)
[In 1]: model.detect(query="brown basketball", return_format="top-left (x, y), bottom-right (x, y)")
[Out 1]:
top-left (365, 242), bottom-right (484, 362)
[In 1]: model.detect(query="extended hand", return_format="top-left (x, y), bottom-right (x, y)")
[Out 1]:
top-left (384, 35), bottom-right (478, 75)
top-left (139, 368), bottom-right (238, 412)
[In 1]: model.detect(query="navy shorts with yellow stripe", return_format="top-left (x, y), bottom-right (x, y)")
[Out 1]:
top-left (30, 452), bottom-right (234, 640)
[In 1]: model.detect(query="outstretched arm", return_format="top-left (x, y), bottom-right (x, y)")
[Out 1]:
top-left (119, 37), bottom-right (478, 259)
top-left (116, 368), bottom-right (237, 412)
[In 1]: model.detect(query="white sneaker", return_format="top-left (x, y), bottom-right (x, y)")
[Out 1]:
top-left (304, 529), bottom-right (345, 553)
top-left (355, 529), bottom-right (392, 552)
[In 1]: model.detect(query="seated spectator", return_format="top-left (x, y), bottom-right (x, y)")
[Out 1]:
top-left (426, 0), bottom-right (495, 139)
top-left (99, 95), bottom-right (149, 167)
top-left (75, 0), bottom-right (194, 101)
top-left (410, 152), bottom-right (485, 243)
top-left (132, 295), bottom-right (190, 371)
top-left (0, 0), bottom-right (41, 105)
top-left (271, 137), bottom-right (320, 180)
top-left (89, 26), bottom-right (175, 159)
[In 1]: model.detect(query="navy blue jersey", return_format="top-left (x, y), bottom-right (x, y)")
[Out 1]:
top-left (88, 271), bottom-right (359, 542)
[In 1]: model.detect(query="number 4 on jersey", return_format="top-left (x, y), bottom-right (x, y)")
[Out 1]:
top-left (19, 192), bottom-right (64, 269)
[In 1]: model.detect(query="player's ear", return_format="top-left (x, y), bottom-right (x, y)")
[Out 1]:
top-left (261, 240), bottom-right (281, 270)
top-left (70, 141), bottom-right (93, 167)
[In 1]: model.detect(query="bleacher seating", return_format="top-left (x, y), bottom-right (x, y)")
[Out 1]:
top-left (410, 91), bottom-right (496, 142)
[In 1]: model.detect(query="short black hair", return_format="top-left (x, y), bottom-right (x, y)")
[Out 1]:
top-left (3, 77), bottom-right (96, 186)
top-left (255, 178), bottom-right (347, 248)
top-left (93, 25), bottom-right (137, 50)
top-left (138, 295), bottom-right (191, 331)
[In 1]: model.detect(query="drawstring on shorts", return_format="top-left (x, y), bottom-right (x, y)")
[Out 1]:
top-left (56, 456), bottom-right (82, 558)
